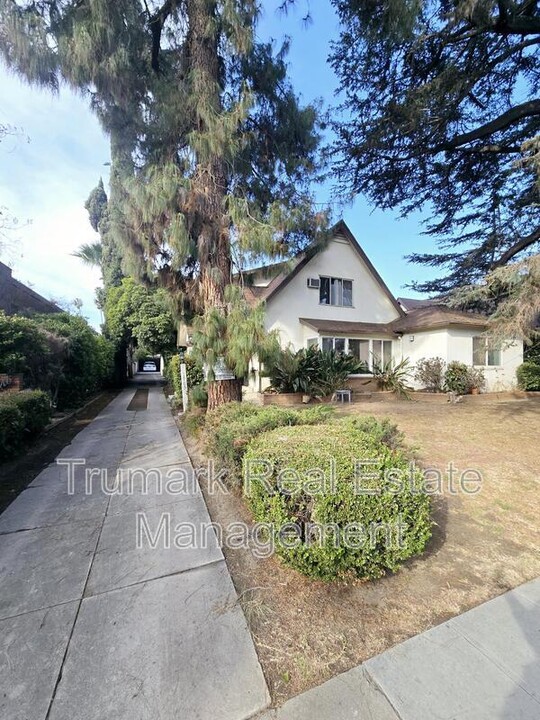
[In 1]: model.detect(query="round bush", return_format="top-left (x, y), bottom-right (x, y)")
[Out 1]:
top-left (243, 419), bottom-right (431, 581)
top-left (443, 361), bottom-right (471, 394)
top-left (516, 362), bottom-right (540, 391)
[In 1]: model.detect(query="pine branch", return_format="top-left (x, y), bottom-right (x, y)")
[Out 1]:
top-left (438, 100), bottom-right (540, 150)
top-left (491, 227), bottom-right (540, 268)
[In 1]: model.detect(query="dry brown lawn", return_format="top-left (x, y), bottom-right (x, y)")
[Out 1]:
top-left (180, 396), bottom-right (540, 705)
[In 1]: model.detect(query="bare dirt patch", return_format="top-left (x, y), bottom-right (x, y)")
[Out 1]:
top-left (179, 396), bottom-right (540, 705)
top-left (0, 391), bottom-right (119, 513)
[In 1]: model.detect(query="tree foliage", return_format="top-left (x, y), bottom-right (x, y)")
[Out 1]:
top-left (104, 277), bottom-right (177, 358)
top-left (0, 0), bottom-right (328, 405)
top-left (330, 0), bottom-right (540, 296)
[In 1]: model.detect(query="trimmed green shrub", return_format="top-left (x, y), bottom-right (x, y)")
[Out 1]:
top-left (346, 415), bottom-right (404, 450)
top-left (516, 362), bottom-right (540, 391)
top-left (8, 390), bottom-right (51, 435)
top-left (0, 390), bottom-right (51, 461)
top-left (0, 401), bottom-right (24, 461)
top-left (203, 402), bottom-right (334, 481)
top-left (243, 418), bottom-right (431, 581)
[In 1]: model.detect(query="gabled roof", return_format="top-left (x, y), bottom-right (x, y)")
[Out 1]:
top-left (240, 220), bottom-right (405, 316)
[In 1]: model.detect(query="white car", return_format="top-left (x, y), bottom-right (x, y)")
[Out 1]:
top-left (143, 361), bottom-right (157, 372)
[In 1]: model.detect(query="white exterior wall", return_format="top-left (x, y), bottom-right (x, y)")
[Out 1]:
top-left (397, 329), bottom-right (449, 390)
top-left (264, 234), bottom-right (400, 349)
top-left (447, 329), bottom-right (522, 391)
top-left (400, 327), bottom-right (523, 391)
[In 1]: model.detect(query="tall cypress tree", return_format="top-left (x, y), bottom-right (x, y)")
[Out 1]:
top-left (0, 0), bottom-right (325, 406)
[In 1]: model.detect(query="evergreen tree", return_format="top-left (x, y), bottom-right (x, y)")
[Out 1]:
top-left (330, 1), bottom-right (540, 301)
top-left (1, 0), bottom-right (326, 407)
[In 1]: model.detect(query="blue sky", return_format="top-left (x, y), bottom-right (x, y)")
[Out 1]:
top-left (0, 3), bottom-right (435, 330)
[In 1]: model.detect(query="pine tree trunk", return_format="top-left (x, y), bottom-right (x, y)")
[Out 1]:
top-left (207, 379), bottom-right (243, 410)
top-left (187, 0), bottom-right (238, 408)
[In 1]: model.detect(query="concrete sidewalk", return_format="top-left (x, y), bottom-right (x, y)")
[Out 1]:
top-left (0, 377), bottom-right (270, 720)
top-left (259, 577), bottom-right (540, 719)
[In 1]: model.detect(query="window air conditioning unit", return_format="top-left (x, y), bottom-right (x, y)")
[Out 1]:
top-left (307, 278), bottom-right (320, 289)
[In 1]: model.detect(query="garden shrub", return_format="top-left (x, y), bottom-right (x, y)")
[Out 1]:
top-left (414, 357), bottom-right (445, 392)
top-left (35, 313), bottom-right (114, 409)
top-left (516, 362), bottom-right (540, 391)
top-left (346, 415), bottom-right (404, 450)
top-left (190, 383), bottom-right (208, 408)
top-left (443, 361), bottom-right (471, 394)
top-left (0, 400), bottom-right (24, 461)
top-left (243, 418), bottom-right (431, 581)
top-left (203, 402), bottom-right (334, 481)
top-left (166, 354), bottom-right (205, 402)
top-left (8, 390), bottom-right (51, 435)
top-left (0, 390), bottom-right (51, 461)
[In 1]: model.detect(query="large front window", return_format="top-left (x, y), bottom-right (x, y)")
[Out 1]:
top-left (473, 336), bottom-right (501, 366)
top-left (319, 337), bottom-right (392, 372)
top-left (319, 277), bottom-right (353, 307)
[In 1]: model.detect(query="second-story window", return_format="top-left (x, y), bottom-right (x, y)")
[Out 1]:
top-left (319, 277), bottom-right (353, 307)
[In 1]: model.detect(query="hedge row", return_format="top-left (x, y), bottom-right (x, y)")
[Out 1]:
top-left (0, 390), bottom-right (52, 461)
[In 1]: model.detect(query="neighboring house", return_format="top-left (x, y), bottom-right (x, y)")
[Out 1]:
top-left (0, 261), bottom-right (61, 316)
top-left (242, 221), bottom-right (522, 393)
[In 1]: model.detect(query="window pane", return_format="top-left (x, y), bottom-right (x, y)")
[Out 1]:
top-left (330, 277), bottom-right (341, 305)
top-left (307, 337), bottom-right (318, 349)
top-left (348, 339), bottom-right (360, 360)
top-left (359, 340), bottom-right (370, 366)
top-left (343, 280), bottom-right (353, 307)
top-left (383, 340), bottom-right (393, 366)
top-left (487, 344), bottom-right (501, 366)
top-left (372, 340), bottom-right (382, 365)
top-left (335, 338), bottom-right (346, 353)
top-left (472, 336), bottom-right (485, 365)
top-left (322, 337), bottom-right (333, 352)
top-left (319, 277), bottom-right (330, 305)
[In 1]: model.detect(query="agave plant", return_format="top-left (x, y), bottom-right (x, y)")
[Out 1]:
top-left (312, 350), bottom-right (367, 397)
top-left (370, 357), bottom-right (413, 399)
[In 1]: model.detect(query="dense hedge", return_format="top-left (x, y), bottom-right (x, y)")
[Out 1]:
top-left (243, 418), bottom-right (431, 581)
top-left (202, 402), bottom-right (334, 482)
top-left (0, 390), bottom-right (51, 461)
top-left (0, 311), bottom-right (114, 410)
top-left (516, 362), bottom-right (540, 391)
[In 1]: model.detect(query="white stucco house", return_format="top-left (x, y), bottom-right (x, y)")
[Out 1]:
top-left (241, 220), bottom-right (522, 393)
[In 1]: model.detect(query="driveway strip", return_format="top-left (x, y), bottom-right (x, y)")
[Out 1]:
top-left (0, 378), bottom-right (270, 720)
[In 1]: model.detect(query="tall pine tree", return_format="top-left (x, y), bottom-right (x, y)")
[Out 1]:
top-left (1, 0), bottom-right (326, 406)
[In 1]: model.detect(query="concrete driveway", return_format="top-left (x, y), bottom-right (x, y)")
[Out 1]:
top-left (0, 378), bottom-right (270, 720)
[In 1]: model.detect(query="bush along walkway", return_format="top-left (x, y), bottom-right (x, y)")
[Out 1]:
top-left (258, 576), bottom-right (540, 719)
top-left (0, 379), bottom-right (269, 720)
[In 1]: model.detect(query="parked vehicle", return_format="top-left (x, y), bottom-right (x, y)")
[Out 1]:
top-left (143, 361), bottom-right (157, 372)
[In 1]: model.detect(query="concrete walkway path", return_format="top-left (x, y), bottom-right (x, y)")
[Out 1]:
top-left (0, 376), bottom-right (270, 720)
top-left (259, 577), bottom-right (540, 719)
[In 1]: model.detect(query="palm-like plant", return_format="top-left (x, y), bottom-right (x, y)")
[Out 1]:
top-left (72, 242), bottom-right (102, 269)
top-left (370, 357), bottom-right (413, 399)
